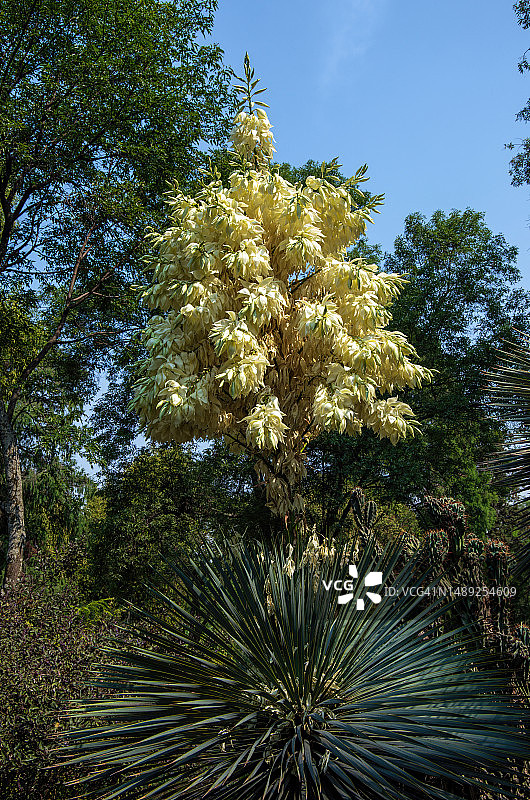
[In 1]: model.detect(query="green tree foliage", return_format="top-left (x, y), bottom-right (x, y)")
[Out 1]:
top-left (87, 444), bottom-right (265, 604)
top-left (305, 209), bottom-right (530, 536)
top-left (87, 446), bottom-right (206, 604)
top-left (508, 1), bottom-right (530, 187)
top-left (0, 290), bottom-right (100, 579)
top-left (22, 457), bottom-right (95, 549)
top-left (0, 0), bottom-right (233, 589)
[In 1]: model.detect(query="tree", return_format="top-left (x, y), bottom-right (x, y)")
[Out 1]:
top-left (86, 444), bottom-right (241, 605)
top-left (0, 0), bottom-right (233, 590)
top-left (304, 209), bottom-right (530, 535)
top-left (508, 1), bottom-right (530, 188)
top-left (132, 60), bottom-right (431, 520)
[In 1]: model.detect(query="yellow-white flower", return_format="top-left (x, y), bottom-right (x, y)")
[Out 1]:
top-left (363, 397), bottom-right (419, 445)
top-left (223, 238), bottom-right (270, 280)
top-left (216, 352), bottom-right (270, 398)
top-left (210, 312), bottom-right (259, 359)
top-left (296, 297), bottom-right (343, 339)
top-left (238, 277), bottom-right (287, 327)
top-left (241, 395), bottom-right (288, 450)
top-left (230, 109), bottom-right (275, 161)
top-left (312, 385), bottom-right (363, 435)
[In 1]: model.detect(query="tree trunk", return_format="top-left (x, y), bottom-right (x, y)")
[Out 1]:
top-left (0, 404), bottom-right (25, 593)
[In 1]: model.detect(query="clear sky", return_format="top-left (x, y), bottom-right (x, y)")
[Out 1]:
top-left (211, 0), bottom-right (530, 285)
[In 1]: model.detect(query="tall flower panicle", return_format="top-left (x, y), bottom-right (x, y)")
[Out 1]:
top-left (230, 108), bottom-right (275, 163)
top-left (132, 61), bottom-right (432, 516)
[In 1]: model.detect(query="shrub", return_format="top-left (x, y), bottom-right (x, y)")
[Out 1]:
top-left (0, 549), bottom-right (120, 800)
top-left (62, 538), bottom-right (528, 799)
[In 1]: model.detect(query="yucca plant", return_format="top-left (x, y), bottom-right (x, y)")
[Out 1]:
top-left (483, 332), bottom-right (530, 574)
top-left (60, 538), bottom-right (528, 800)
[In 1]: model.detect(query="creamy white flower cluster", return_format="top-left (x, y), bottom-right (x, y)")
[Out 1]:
top-left (283, 533), bottom-right (336, 588)
top-left (230, 109), bottom-right (275, 163)
top-left (241, 395), bottom-right (288, 450)
top-left (132, 105), bottom-right (432, 515)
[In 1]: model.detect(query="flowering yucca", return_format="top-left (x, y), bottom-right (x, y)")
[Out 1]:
top-left (132, 58), bottom-right (432, 516)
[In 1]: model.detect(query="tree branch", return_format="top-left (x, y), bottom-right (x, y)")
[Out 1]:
top-left (6, 221), bottom-right (100, 418)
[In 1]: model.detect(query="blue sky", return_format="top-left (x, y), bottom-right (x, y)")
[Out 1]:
top-left (211, 0), bottom-right (530, 284)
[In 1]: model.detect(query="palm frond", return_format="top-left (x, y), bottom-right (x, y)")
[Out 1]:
top-left (483, 332), bottom-right (530, 574)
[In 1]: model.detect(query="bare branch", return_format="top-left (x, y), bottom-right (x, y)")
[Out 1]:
top-left (290, 268), bottom-right (322, 294)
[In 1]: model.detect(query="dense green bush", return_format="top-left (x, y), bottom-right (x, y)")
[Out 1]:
top-left (87, 446), bottom-right (209, 604)
top-left (86, 443), bottom-right (282, 604)
top-left (0, 547), bottom-right (119, 800)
